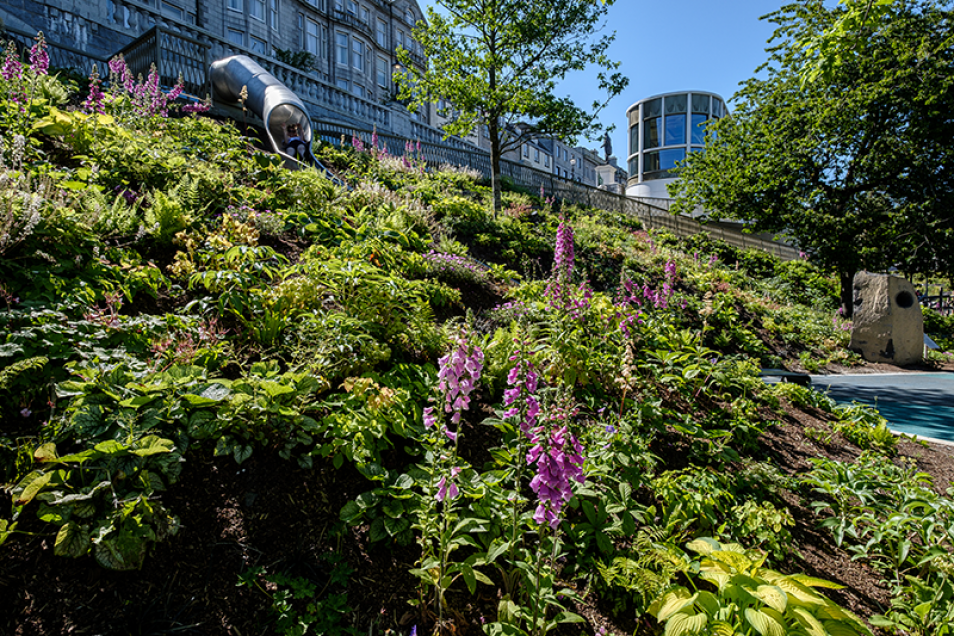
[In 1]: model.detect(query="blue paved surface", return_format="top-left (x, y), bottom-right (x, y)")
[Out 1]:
top-left (811, 373), bottom-right (954, 443)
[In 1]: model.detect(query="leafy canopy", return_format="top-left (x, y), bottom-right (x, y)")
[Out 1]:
top-left (399, 0), bottom-right (628, 210)
top-left (672, 0), bottom-right (954, 311)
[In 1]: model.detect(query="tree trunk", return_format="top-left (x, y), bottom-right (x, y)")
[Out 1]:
top-left (840, 269), bottom-right (856, 319)
top-left (489, 118), bottom-right (502, 213)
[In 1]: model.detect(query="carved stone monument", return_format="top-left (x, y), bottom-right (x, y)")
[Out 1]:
top-left (849, 271), bottom-right (923, 365)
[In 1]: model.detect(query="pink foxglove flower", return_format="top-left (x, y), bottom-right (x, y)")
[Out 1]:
top-left (29, 32), bottom-right (49, 76)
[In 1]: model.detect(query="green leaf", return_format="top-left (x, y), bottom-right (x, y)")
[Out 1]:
top-left (130, 436), bottom-right (175, 457)
top-left (14, 471), bottom-right (52, 506)
top-left (384, 516), bottom-right (410, 537)
top-left (461, 563), bottom-right (477, 594)
top-left (33, 443), bottom-right (58, 463)
top-left (651, 587), bottom-right (695, 621)
top-left (744, 607), bottom-right (785, 636)
top-left (369, 517), bottom-right (388, 542)
top-left (665, 610), bottom-right (707, 636)
top-left (233, 444), bottom-right (253, 464)
top-left (54, 521), bottom-right (90, 558)
top-left (754, 584), bottom-right (788, 613)
top-left (182, 383), bottom-right (231, 406)
top-left (340, 501), bottom-right (361, 523)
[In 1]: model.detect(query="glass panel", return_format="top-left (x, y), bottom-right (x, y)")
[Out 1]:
top-left (691, 113), bottom-right (708, 145)
top-left (659, 148), bottom-right (685, 170)
top-left (227, 29), bottom-right (243, 45)
top-left (644, 117), bottom-right (662, 149)
top-left (692, 93), bottom-right (710, 114)
top-left (250, 36), bottom-right (266, 54)
top-left (712, 99), bottom-right (724, 118)
top-left (628, 109), bottom-right (639, 127)
top-left (336, 33), bottom-right (348, 65)
top-left (665, 93), bottom-right (687, 114)
top-left (643, 98), bottom-right (661, 119)
top-left (644, 151), bottom-right (659, 172)
top-left (629, 124), bottom-right (639, 155)
top-left (665, 114), bottom-right (686, 145)
top-left (628, 158), bottom-right (638, 177)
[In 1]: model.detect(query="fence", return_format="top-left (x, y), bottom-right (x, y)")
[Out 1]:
top-left (1, 25), bottom-right (106, 74)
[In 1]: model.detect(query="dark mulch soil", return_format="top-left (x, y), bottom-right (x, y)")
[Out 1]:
top-left (2, 368), bottom-right (953, 636)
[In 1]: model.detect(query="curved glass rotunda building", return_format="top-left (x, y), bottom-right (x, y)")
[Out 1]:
top-left (626, 91), bottom-right (727, 199)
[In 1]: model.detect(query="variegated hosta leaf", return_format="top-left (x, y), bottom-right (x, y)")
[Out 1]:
top-left (664, 610), bottom-right (708, 636)
top-left (687, 537), bottom-right (721, 555)
top-left (790, 573), bottom-right (846, 590)
top-left (791, 606), bottom-right (827, 636)
top-left (775, 578), bottom-right (825, 607)
top-left (744, 607), bottom-right (786, 636)
top-left (651, 587), bottom-right (696, 621)
top-left (754, 584), bottom-right (788, 613)
top-left (823, 620), bottom-right (871, 636)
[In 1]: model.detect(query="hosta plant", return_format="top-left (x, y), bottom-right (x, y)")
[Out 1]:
top-left (648, 538), bottom-right (872, 636)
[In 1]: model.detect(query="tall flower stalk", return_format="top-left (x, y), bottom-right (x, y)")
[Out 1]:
top-left (415, 332), bottom-right (483, 632)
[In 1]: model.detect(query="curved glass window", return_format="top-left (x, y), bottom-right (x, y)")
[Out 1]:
top-left (665, 114), bottom-right (686, 145)
top-left (692, 93), bottom-right (710, 114)
top-left (711, 99), bottom-right (724, 119)
top-left (644, 117), bottom-right (662, 149)
top-left (643, 98), bottom-right (662, 119)
top-left (691, 113), bottom-right (708, 145)
top-left (629, 124), bottom-right (639, 155)
top-left (660, 148), bottom-right (685, 170)
top-left (628, 158), bottom-right (639, 177)
top-left (665, 93), bottom-right (686, 114)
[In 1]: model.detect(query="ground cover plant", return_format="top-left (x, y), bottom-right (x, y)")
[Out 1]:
top-left (2, 35), bottom-right (954, 636)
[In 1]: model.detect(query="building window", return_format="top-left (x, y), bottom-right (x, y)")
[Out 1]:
top-left (523, 145), bottom-right (529, 158)
top-left (630, 124), bottom-right (639, 155)
top-left (376, 19), bottom-right (387, 46)
top-left (665, 114), bottom-right (686, 145)
top-left (250, 35), bottom-right (267, 54)
top-left (227, 28), bottom-right (244, 46)
top-left (691, 114), bottom-right (708, 145)
top-left (268, 0), bottom-right (278, 29)
top-left (352, 38), bottom-right (365, 72)
top-left (361, 6), bottom-right (370, 24)
top-left (228, 0), bottom-right (242, 11)
top-left (336, 32), bottom-right (349, 65)
top-left (162, 1), bottom-right (184, 20)
top-left (405, 9), bottom-right (413, 25)
top-left (334, 0), bottom-right (342, 11)
top-left (347, 0), bottom-right (356, 14)
top-left (544, 155), bottom-right (550, 168)
top-left (377, 55), bottom-right (389, 87)
top-left (305, 18), bottom-right (320, 55)
top-left (396, 30), bottom-right (404, 51)
top-left (644, 117), bottom-right (662, 149)
top-left (336, 78), bottom-right (349, 91)
top-left (250, 0), bottom-right (265, 21)
top-left (534, 148), bottom-right (540, 162)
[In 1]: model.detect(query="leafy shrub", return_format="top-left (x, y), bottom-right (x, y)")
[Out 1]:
top-left (649, 538), bottom-right (873, 636)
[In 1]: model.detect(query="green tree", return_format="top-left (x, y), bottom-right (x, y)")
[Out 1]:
top-left (671, 0), bottom-right (954, 316)
top-left (799, 0), bottom-right (954, 83)
top-left (398, 0), bottom-right (628, 212)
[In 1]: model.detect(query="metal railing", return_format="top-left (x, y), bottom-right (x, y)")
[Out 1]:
top-left (0, 25), bottom-right (106, 74)
top-left (116, 26), bottom-right (211, 97)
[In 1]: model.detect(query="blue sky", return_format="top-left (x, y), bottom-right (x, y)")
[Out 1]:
top-left (419, 0), bottom-right (786, 161)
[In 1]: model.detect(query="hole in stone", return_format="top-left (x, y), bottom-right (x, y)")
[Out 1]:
top-left (895, 291), bottom-right (915, 309)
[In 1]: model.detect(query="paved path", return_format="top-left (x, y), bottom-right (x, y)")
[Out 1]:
top-left (810, 373), bottom-right (954, 444)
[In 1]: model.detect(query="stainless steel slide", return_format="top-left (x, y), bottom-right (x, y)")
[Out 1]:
top-left (210, 55), bottom-right (316, 169)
